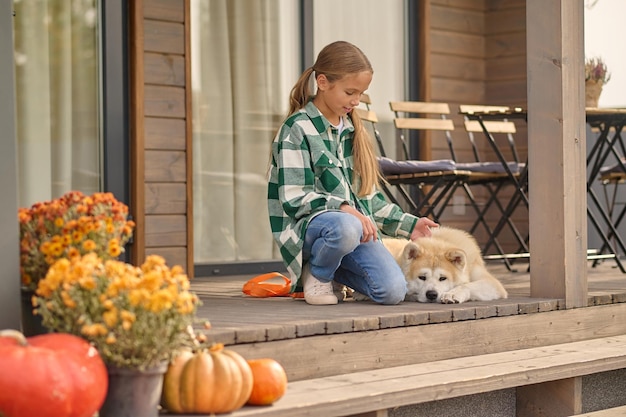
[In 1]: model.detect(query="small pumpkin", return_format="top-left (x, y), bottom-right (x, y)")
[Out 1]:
top-left (161, 344), bottom-right (253, 414)
top-left (246, 358), bottom-right (288, 406)
top-left (0, 329), bottom-right (108, 417)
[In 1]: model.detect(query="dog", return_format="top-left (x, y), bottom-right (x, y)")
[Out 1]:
top-left (383, 227), bottom-right (508, 304)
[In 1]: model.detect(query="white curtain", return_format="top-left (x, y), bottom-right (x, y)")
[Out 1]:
top-left (190, 0), bottom-right (404, 265)
top-left (191, 0), bottom-right (298, 263)
top-left (313, 0), bottom-right (405, 159)
top-left (13, 0), bottom-right (100, 208)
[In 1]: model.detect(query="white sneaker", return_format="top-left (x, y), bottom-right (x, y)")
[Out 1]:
top-left (302, 264), bottom-right (338, 305)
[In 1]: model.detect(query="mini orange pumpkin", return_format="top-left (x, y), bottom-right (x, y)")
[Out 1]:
top-left (246, 358), bottom-right (288, 406)
top-left (161, 344), bottom-right (253, 414)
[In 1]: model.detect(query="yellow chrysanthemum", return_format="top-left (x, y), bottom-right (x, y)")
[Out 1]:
top-left (60, 291), bottom-right (76, 309)
top-left (120, 309), bottom-right (136, 321)
top-left (82, 239), bottom-right (97, 252)
top-left (80, 323), bottom-right (108, 337)
top-left (107, 239), bottom-right (121, 257)
top-left (78, 275), bottom-right (96, 290)
top-left (103, 308), bottom-right (118, 328)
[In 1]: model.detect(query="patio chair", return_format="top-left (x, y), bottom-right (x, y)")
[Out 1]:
top-left (353, 96), bottom-right (469, 221)
top-left (457, 104), bottom-right (529, 269)
top-left (381, 101), bottom-right (471, 221)
top-left (596, 159), bottom-right (626, 260)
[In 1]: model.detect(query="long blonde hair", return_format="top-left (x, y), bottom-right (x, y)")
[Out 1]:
top-left (287, 41), bottom-right (381, 197)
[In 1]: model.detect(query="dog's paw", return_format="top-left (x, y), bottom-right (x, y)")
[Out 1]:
top-left (440, 293), bottom-right (461, 304)
top-left (441, 287), bottom-right (470, 304)
top-left (351, 291), bottom-right (371, 302)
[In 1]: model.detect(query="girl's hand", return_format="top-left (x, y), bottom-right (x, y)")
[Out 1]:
top-left (340, 204), bottom-right (377, 242)
top-left (410, 217), bottom-right (439, 240)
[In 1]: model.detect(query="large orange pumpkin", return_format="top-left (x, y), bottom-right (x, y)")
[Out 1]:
top-left (0, 329), bottom-right (108, 417)
top-left (246, 358), bottom-right (288, 405)
top-left (161, 344), bottom-right (253, 414)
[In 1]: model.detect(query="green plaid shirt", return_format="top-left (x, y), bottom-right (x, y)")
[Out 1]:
top-left (268, 101), bottom-right (418, 290)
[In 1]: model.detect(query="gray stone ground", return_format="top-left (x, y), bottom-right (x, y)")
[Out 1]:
top-left (387, 369), bottom-right (626, 417)
top-left (390, 389), bottom-right (515, 417)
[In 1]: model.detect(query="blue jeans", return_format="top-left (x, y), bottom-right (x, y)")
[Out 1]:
top-left (302, 211), bottom-right (407, 305)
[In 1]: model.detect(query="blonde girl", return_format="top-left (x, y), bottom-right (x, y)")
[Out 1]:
top-left (268, 41), bottom-right (437, 305)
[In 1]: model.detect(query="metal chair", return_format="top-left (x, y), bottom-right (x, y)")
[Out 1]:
top-left (353, 97), bottom-right (469, 222)
top-left (457, 105), bottom-right (529, 270)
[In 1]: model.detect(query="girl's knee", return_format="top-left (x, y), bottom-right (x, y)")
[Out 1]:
top-left (327, 214), bottom-right (362, 250)
top-left (370, 278), bottom-right (407, 305)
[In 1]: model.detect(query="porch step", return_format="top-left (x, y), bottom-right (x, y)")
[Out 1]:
top-left (173, 335), bottom-right (626, 417)
top-left (570, 405), bottom-right (626, 416)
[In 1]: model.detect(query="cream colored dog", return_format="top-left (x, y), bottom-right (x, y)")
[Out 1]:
top-left (383, 227), bottom-right (508, 304)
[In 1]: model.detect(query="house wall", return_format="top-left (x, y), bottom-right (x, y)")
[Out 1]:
top-left (123, 0), bottom-right (528, 268)
top-left (129, 0), bottom-right (193, 276)
top-left (427, 0), bottom-right (529, 250)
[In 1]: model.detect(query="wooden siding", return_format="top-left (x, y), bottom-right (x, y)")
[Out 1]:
top-left (425, 0), bottom-right (528, 251)
top-left (130, 0), bottom-right (193, 276)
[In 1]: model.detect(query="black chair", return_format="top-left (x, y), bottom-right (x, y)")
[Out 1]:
top-left (353, 97), bottom-right (470, 222)
top-left (457, 104), bottom-right (529, 270)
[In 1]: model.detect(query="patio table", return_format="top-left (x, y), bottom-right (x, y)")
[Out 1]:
top-left (586, 108), bottom-right (626, 272)
top-left (460, 107), bottom-right (626, 272)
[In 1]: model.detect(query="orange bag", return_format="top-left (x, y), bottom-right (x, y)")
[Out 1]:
top-left (242, 272), bottom-right (303, 298)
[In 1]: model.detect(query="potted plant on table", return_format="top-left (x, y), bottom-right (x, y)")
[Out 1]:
top-left (33, 252), bottom-right (200, 417)
top-left (585, 56), bottom-right (611, 108)
top-left (18, 191), bottom-right (135, 335)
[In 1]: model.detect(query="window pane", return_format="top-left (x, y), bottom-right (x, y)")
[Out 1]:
top-left (13, 0), bottom-right (101, 207)
top-left (191, 0), bottom-right (405, 266)
top-left (313, 0), bottom-right (405, 158)
top-left (191, 0), bottom-right (299, 263)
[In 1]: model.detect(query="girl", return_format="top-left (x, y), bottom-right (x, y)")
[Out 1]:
top-left (267, 41), bottom-right (437, 305)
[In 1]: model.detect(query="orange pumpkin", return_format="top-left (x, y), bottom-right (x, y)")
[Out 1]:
top-left (161, 344), bottom-right (253, 414)
top-left (246, 358), bottom-right (288, 406)
top-left (161, 349), bottom-right (195, 413)
top-left (0, 329), bottom-right (108, 417)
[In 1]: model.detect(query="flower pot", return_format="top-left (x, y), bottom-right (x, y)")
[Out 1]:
top-left (585, 80), bottom-right (603, 108)
top-left (99, 362), bottom-right (168, 417)
top-left (20, 288), bottom-right (48, 336)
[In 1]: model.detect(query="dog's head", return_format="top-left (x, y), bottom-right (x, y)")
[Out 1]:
top-left (399, 240), bottom-right (469, 303)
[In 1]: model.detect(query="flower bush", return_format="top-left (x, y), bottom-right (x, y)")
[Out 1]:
top-left (34, 252), bottom-right (200, 369)
top-left (585, 57), bottom-right (611, 84)
top-left (19, 191), bottom-right (135, 291)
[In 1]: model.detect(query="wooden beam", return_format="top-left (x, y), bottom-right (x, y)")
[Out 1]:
top-left (184, 0), bottom-right (194, 278)
top-left (176, 335), bottom-right (626, 417)
top-left (129, 0), bottom-right (146, 266)
top-left (517, 377), bottom-right (582, 417)
top-left (526, 0), bottom-right (587, 306)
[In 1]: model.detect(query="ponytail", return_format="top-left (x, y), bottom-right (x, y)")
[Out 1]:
top-left (288, 67), bottom-right (315, 117)
top-left (350, 109), bottom-right (382, 196)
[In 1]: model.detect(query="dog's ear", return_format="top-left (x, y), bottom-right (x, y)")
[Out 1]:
top-left (446, 249), bottom-right (467, 271)
top-left (403, 241), bottom-right (422, 261)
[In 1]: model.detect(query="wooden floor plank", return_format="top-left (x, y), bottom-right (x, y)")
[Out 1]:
top-left (572, 405), bottom-right (626, 416)
top-left (171, 335), bottom-right (626, 417)
top-left (191, 262), bottom-right (626, 346)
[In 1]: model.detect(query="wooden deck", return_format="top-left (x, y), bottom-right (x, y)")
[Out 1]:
top-left (191, 260), bottom-right (626, 348)
top-left (176, 260), bottom-right (626, 415)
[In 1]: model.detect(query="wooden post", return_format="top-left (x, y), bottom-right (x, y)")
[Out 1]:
top-left (0, 0), bottom-right (22, 330)
top-left (527, 0), bottom-right (587, 307)
top-left (517, 378), bottom-right (582, 417)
